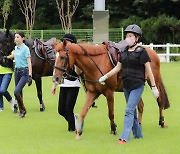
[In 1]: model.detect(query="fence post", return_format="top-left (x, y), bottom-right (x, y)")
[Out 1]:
top-left (150, 43), bottom-right (153, 50)
top-left (166, 43), bottom-right (170, 63)
top-left (121, 27), bottom-right (124, 40)
top-left (41, 30), bottom-right (43, 40)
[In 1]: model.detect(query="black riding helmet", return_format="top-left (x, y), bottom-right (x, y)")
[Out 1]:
top-left (124, 24), bottom-right (142, 37)
top-left (61, 33), bottom-right (77, 43)
top-left (124, 24), bottom-right (142, 43)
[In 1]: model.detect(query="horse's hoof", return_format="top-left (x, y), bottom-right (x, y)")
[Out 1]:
top-left (40, 107), bottom-right (45, 112)
top-left (40, 103), bottom-right (45, 112)
top-left (160, 123), bottom-right (168, 128)
top-left (91, 102), bottom-right (97, 108)
top-left (19, 110), bottom-right (26, 118)
top-left (75, 134), bottom-right (81, 140)
top-left (14, 105), bottom-right (18, 114)
top-left (111, 123), bottom-right (117, 135)
top-left (111, 130), bottom-right (117, 135)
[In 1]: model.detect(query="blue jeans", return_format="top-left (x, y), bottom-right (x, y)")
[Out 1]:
top-left (14, 69), bottom-right (29, 96)
top-left (0, 74), bottom-right (13, 109)
top-left (120, 84), bottom-right (144, 141)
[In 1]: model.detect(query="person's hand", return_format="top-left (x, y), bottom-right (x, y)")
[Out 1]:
top-left (51, 83), bottom-right (56, 95)
top-left (27, 75), bottom-right (32, 86)
top-left (99, 75), bottom-right (108, 85)
top-left (151, 86), bottom-right (159, 99)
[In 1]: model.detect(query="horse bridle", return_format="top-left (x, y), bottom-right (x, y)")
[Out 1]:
top-left (54, 47), bottom-right (70, 79)
top-left (53, 45), bottom-right (103, 83)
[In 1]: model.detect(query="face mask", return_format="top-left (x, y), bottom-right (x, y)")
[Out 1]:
top-left (125, 36), bottom-right (136, 47)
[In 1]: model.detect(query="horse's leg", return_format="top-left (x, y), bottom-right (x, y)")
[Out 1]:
top-left (75, 92), bottom-right (97, 140)
top-left (34, 76), bottom-right (45, 111)
top-left (158, 102), bottom-right (166, 128)
top-left (157, 91), bottom-right (168, 128)
top-left (147, 76), bottom-right (170, 128)
top-left (80, 73), bottom-right (97, 108)
top-left (106, 90), bottom-right (117, 135)
top-left (137, 98), bottom-right (144, 124)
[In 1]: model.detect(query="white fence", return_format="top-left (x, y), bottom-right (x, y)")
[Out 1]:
top-left (143, 43), bottom-right (180, 63)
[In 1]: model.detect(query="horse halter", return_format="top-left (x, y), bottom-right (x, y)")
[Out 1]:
top-left (54, 47), bottom-right (70, 80)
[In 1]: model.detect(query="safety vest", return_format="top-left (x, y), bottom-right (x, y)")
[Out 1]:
top-left (120, 46), bottom-right (145, 81)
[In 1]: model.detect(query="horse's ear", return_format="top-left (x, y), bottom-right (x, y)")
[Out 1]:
top-left (5, 29), bottom-right (10, 38)
top-left (53, 41), bottom-right (58, 49)
top-left (62, 39), bottom-right (67, 47)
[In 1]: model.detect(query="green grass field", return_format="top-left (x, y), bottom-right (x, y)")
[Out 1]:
top-left (0, 63), bottom-right (180, 154)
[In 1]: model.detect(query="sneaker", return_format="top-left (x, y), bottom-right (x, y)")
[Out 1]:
top-left (118, 139), bottom-right (126, 144)
top-left (74, 114), bottom-right (79, 129)
top-left (0, 108), bottom-right (3, 112)
top-left (10, 98), bottom-right (18, 112)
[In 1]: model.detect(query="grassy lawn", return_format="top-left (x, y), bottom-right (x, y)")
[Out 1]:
top-left (0, 63), bottom-right (180, 154)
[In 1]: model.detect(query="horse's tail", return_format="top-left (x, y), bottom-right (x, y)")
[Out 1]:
top-left (158, 75), bottom-right (170, 109)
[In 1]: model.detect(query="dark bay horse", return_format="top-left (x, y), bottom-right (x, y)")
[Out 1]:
top-left (52, 40), bottom-right (170, 140)
top-left (0, 30), bottom-right (55, 111)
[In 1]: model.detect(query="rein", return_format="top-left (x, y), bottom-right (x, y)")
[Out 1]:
top-left (67, 73), bottom-right (99, 83)
top-left (78, 44), bottom-right (104, 76)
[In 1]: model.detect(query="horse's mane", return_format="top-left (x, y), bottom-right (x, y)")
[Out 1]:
top-left (0, 30), bottom-right (6, 42)
top-left (68, 43), bottom-right (107, 56)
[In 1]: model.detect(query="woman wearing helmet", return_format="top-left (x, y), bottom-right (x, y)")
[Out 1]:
top-left (99, 24), bottom-right (159, 144)
top-left (51, 34), bottom-right (80, 132)
top-left (124, 24), bottom-right (142, 47)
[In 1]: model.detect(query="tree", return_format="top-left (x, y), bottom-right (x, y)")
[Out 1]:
top-left (18, 0), bottom-right (37, 39)
top-left (1, 0), bottom-right (12, 29)
top-left (55, 0), bottom-right (79, 33)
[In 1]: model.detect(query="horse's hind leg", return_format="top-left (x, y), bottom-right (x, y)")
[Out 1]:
top-left (106, 91), bottom-right (117, 135)
top-left (75, 92), bottom-right (97, 140)
top-left (157, 96), bottom-right (168, 128)
top-left (147, 75), bottom-right (170, 128)
top-left (34, 76), bottom-right (45, 111)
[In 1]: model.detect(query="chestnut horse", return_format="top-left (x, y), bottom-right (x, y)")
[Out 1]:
top-left (53, 40), bottom-right (170, 139)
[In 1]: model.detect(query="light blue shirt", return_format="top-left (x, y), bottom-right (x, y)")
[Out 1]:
top-left (14, 43), bottom-right (31, 68)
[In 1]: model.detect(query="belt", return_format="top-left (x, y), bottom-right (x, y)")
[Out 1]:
top-left (15, 67), bottom-right (28, 71)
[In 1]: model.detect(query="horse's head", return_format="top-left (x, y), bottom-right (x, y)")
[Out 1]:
top-left (53, 40), bottom-right (75, 85)
top-left (0, 30), bottom-right (15, 57)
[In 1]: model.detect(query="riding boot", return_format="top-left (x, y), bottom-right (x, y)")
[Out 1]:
top-left (15, 94), bottom-right (26, 118)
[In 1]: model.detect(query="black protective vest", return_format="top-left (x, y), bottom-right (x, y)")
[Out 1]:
top-left (120, 47), bottom-right (145, 81)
